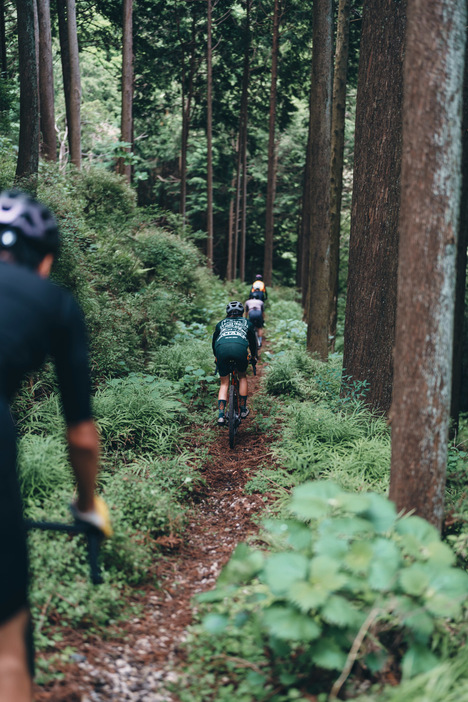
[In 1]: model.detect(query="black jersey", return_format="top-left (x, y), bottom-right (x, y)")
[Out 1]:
top-left (0, 261), bottom-right (92, 424)
top-left (0, 261), bottom-right (92, 625)
top-left (212, 316), bottom-right (257, 359)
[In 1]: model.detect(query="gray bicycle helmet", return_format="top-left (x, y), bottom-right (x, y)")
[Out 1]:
top-left (226, 300), bottom-right (244, 317)
top-left (0, 190), bottom-right (59, 256)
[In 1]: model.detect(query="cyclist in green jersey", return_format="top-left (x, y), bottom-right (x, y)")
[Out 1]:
top-left (212, 301), bottom-right (257, 425)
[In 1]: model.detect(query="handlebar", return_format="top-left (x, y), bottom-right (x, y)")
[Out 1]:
top-left (25, 519), bottom-right (103, 585)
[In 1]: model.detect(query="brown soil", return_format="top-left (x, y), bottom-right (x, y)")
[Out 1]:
top-left (34, 358), bottom-right (277, 701)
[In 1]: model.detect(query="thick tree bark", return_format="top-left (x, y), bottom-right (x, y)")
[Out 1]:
top-left (179, 17), bottom-right (197, 223)
top-left (328, 0), bottom-right (350, 351)
top-left (263, 0), bottom-right (280, 286)
top-left (226, 175), bottom-right (235, 280)
top-left (300, 62), bottom-right (314, 305)
top-left (57, 0), bottom-right (71, 160)
top-left (389, 0), bottom-right (466, 530)
top-left (66, 0), bottom-right (81, 168)
top-left (117, 0), bottom-right (133, 182)
top-left (233, 134), bottom-right (241, 278)
top-left (451, 23), bottom-right (468, 432)
top-left (305, 0), bottom-right (333, 360)
top-left (206, 0), bottom-right (213, 269)
top-left (37, 0), bottom-right (56, 161)
top-left (0, 0), bottom-right (7, 78)
top-left (341, 0), bottom-right (406, 413)
top-left (15, 0), bottom-right (39, 185)
top-left (238, 0), bottom-right (250, 283)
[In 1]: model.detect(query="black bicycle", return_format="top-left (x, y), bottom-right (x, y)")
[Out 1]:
top-left (225, 358), bottom-right (256, 449)
top-left (25, 517), bottom-right (104, 584)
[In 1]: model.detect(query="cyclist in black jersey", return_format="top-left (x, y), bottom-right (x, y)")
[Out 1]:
top-left (0, 191), bottom-right (111, 702)
top-left (212, 301), bottom-right (257, 425)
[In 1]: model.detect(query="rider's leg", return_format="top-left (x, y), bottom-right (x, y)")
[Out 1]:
top-left (0, 608), bottom-right (32, 702)
top-left (238, 372), bottom-right (250, 417)
top-left (217, 375), bottom-right (229, 423)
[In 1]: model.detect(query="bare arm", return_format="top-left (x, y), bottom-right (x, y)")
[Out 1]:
top-left (67, 420), bottom-right (99, 512)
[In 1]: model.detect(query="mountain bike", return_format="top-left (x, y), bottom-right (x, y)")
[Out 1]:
top-left (225, 358), bottom-right (256, 449)
top-left (25, 517), bottom-right (104, 584)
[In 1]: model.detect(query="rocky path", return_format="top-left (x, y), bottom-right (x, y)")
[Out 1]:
top-left (34, 361), bottom-right (275, 702)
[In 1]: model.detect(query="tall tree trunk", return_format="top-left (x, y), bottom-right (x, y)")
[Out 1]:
top-left (263, 0), bottom-right (280, 286)
top-left (305, 0), bottom-right (333, 360)
top-left (117, 0), bottom-right (133, 182)
top-left (226, 174), bottom-right (236, 279)
top-left (57, 0), bottom-right (71, 161)
top-left (15, 0), bottom-right (39, 185)
top-left (0, 0), bottom-right (7, 78)
top-left (328, 0), bottom-right (350, 351)
top-left (389, 0), bottom-right (466, 531)
top-left (179, 16), bottom-right (197, 223)
top-left (239, 0), bottom-right (250, 283)
top-left (233, 134), bottom-right (242, 279)
top-left (66, 0), bottom-right (81, 168)
top-left (450, 23), bottom-right (468, 434)
top-left (300, 62), bottom-right (314, 305)
top-left (206, 0), bottom-right (213, 269)
top-left (37, 0), bottom-right (56, 161)
top-left (341, 0), bottom-right (406, 414)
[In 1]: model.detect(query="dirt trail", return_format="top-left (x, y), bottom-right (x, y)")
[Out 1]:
top-left (34, 359), bottom-right (275, 702)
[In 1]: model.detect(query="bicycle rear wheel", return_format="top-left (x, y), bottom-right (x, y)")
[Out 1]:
top-left (228, 383), bottom-right (239, 449)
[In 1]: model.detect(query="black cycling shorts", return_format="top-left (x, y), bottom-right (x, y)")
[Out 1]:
top-left (0, 400), bottom-right (29, 625)
top-left (216, 343), bottom-right (248, 377)
top-left (248, 310), bottom-right (264, 329)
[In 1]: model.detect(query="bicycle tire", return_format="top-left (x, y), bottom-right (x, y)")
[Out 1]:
top-left (228, 382), bottom-right (238, 449)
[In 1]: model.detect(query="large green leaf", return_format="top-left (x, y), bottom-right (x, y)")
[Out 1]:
top-left (321, 595), bottom-right (365, 628)
top-left (218, 543), bottom-right (264, 585)
top-left (263, 552), bottom-right (309, 596)
top-left (344, 541), bottom-right (374, 574)
top-left (288, 580), bottom-right (329, 611)
top-left (289, 481), bottom-right (341, 520)
top-left (263, 605), bottom-right (322, 641)
top-left (402, 610), bottom-right (434, 641)
top-left (202, 613), bottom-right (229, 634)
top-left (399, 564), bottom-right (431, 596)
top-left (428, 567), bottom-right (468, 599)
top-left (425, 540), bottom-right (455, 567)
top-left (368, 538), bottom-right (401, 591)
top-left (319, 516), bottom-right (375, 539)
top-left (334, 492), bottom-right (371, 514)
top-left (310, 639), bottom-right (347, 670)
top-left (313, 533), bottom-right (349, 559)
top-left (401, 643), bottom-right (439, 679)
top-left (396, 515), bottom-right (440, 545)
top-left (309, 555), bottom-right (348, 592)
top-left (361, 493), bottom-right (397, 532)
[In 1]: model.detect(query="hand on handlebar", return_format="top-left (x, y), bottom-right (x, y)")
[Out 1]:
top-left (70, 495), bottom-right (113, 538)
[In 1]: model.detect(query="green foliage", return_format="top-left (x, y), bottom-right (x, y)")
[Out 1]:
top-left (192, 482), bottom-right (468, 699)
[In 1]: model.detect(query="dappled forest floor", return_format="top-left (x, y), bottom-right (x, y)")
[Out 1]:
top-left (34, 357), bottom-right (279, 702)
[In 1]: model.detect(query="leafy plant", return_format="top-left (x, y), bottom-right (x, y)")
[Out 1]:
top-left (196, 482), bottom-right (468, 699)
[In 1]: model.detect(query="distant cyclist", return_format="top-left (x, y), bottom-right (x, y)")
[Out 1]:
top-left (244, 294), bottom-right (265, 348)
top-left (0, 190), bottom-right (111, 702)
top-left (250, 273), bottom-right (268, 302)
top-left (212, 301), bottom-right (257, 426)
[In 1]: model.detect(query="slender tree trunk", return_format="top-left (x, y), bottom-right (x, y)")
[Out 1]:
top-left (0, 0), bottom-right (7, 78)
top-left (341, 0), bottom-right (406, 414)
top-left (233, 134), bottom-right (242, 279)
top-left (450, 23), bottom-right (468, 434)
top-left (300, 62), bottom-right (314, 306)
top-left (15, 0), bottom-right (39, 185)
top-left (305, 0), bottom-right (333, 360)
top-left (263, 0), bottom-right (280, 286)
top-left (206, 0), bottom-right (213, 269)
top-left (389, 0), bottom-right (466, 530)
top-left (57, 0), bottom-right (71, 161)
top-left (117, 0), bottom-right (133, 181)
top-left (328, 0), bottom-right (350, 351)
top-left (239, 0), bottom-right (250, 283)
top-left (37, 0), bottom-right (56, 161)
top-left (226, 175), bottom-right (236, 279)
top-left (179, 17), bottom-right (197, 223)
top-left (66, 0), bottom-right (81, 168)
